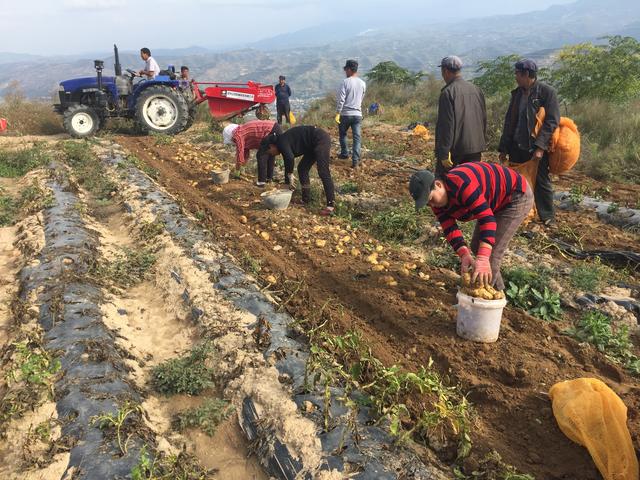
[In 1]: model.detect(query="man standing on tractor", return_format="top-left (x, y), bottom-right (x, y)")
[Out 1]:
top-left (498, 59), bottom-right (560, 227)
top-left (435, 56), bottom-right (487, 175)
top-left (223, 120), bottom-right (282, 187)
top-left (409, 163), bottom-right (533, 290)
top-left (138, 48), bottom-right (160, 79)
top-left (336, 59), bottom-right (366, 169)
top-left (275, 76), bottom-right (292, 125)
top-left (261, 125), bottom-right (336, 216)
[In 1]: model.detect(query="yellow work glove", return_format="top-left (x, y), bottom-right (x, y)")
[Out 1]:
top-left (442, 152), bottom-right (453, 169)
top-left (334, 113), bottom-right (341, 124)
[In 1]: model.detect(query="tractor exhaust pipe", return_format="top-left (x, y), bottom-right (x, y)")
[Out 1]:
top-left (94, 60), bottom-right (104, 90)
top-left (113, 44), bottom-right (122, 77)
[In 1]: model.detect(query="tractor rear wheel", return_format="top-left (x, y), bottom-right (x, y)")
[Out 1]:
top-left (135, 85), bottom-right (189, 135)
top-left (63, 105), bottom-right (100, 138)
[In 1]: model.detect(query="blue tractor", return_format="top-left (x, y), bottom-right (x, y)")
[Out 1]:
top-left (54, 45), bottom-right (196, 138)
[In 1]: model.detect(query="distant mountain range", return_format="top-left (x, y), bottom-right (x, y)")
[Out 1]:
top-left (1, 0), bottom-right (639, 105)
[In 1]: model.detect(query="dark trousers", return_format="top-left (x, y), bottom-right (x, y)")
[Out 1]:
top-left (276, 102), bottom-right (290, 125)
top-left (470, 186), bottom-right (534, 290)
top-left (256, 123), bottom-right (283, 182)
top-left (435, 152), bottom-right (482, 176)
top-left (509, 148), bottom-right (555, 222)
top-left (298, 129), bottom-right (335, 207)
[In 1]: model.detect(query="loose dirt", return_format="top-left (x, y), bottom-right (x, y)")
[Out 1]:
top-left (115, 124), bottom-right (640, 480)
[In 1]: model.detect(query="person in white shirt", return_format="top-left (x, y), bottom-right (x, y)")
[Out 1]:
top-left (138, 47), bottom-right (160, 79)
top-left (335, 59), bottom-right (366, 169)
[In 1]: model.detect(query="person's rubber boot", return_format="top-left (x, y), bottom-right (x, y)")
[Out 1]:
top-left (301, 185), bottom-right (312, 204)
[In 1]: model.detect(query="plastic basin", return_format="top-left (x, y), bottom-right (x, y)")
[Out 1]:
top-left (211, 169), bottom-right (230, 184)
top-left (261, 189), bottom-right (293, 210)
top-left (455, 291), bottom-right (507, 343)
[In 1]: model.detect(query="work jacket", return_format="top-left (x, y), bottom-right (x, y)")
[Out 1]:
top-left (498, 80), bottom-right (560, 154)
top-left (435, 77), bottom-right (487, 162)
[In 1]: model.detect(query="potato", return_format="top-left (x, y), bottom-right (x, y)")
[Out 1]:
top-left (350, 248), bottom-right (361, 257)
top-left (366, 252), bottom-right (379, 264)
top-left (260, 231), bottom-right (270, 241)
top-left (315, 239), bottom-right (327, 248)
top-left (239, 215), bottom-right (248, 224)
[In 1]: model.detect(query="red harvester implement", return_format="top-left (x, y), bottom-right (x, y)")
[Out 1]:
top-left (193, 81), bottom-right (275, 120)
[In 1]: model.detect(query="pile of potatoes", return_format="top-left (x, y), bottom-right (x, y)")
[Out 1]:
top-left (461, 272), bottom-right (505, 300)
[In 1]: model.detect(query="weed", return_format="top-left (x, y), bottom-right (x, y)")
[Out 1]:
top-left (152, 133), bottom-right (173, 146)
top-left (504, 267), bottom-right (562, 321)
top-left (18, 179), bottom-right (54, 215)
top-left (92, 247), bottom-right (156, 288)
top-left (567, 310), bottom-right (640, 375)
top-left (151, 344), bottom-right (215, 395)
top-left (306, 329), bottom-right (473, 458)
top-left (193, 130), bottom-right (223, 144)
top-left (63, 141), bottom-right (118, 199)
top-left (370, 203), bottom-right (426, 243)
top-left (122, 155), bottom-right (160, 180)
top-left (569, 262), bottom-right (607, 292)
top-left (91, 401), bottom-right (142, 455)
top-left (455, 450), bottom-right (535, 479)
top-left (8, 340), bottom-right (61, 387)
top-left (137, 219), bottom-right (166, 242)
top-left (240, 250), bottom-right (262, 275)
top-left (338, 180), bottom-right (360, 194)
top-left (0, 191), bottom-right (17, 226)
top-left (174, 398), bottom-right (231, 436)
top-left (0, 336), bottom-right (61, 436)
top-left (0, 144), bottom-right (51, 177)
top-left (607, 202), bottom-right (620, 214)
top-left (33, 419), bottom-right (53, 443)
top-left (568, 185), bottom-right (586, 207)
top-left (131, 445), bottom-right (211, 480)
top-left (427, 246), bottom-right (459, 270)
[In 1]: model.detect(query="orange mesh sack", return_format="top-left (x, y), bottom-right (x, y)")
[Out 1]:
top-left (549, 378), bottom-right (639, 480)
top-left (532, 107), bottom-right (581, 174)
top-left (549, 117), bottom-right (580, 174)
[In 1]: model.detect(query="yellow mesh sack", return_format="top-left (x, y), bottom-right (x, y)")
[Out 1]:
top-left (412, 124), bottom-right (430, 141)
top-left (549, 378), bottom-right (639, 480)
top-left (289, 111), bottom-right (297, 125)
top-left (532, 107), bottom-right (581, 174)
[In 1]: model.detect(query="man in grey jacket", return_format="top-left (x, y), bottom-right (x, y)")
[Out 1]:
top-left (435, 56), bottom-right (487, 175)
top-left (498, 59), bottom-right (560, 225)
top-left (336, 59), bottom-right (367, 168)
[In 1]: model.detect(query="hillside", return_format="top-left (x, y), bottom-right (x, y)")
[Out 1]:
top-left (1, 0), bottom-right (639, 104)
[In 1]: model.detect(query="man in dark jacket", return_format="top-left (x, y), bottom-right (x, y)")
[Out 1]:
top-left (498, 59), bottom-right (560, 225)
top-left (261, 126), bottom-right (336, 216)
top-left (275, 75), bottom-right (292, 125)
top-left (435, 56), bottom-right (487, 175)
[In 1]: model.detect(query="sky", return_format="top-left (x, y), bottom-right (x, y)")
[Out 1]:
top-left (0, 0), bottom-right (577, 56)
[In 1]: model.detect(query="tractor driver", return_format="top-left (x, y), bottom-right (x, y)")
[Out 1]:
top-left (138, 48), bottom-right (160, 79)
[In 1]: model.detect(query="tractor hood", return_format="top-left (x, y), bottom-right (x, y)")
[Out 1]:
top-left (59, 76), bottom-right (116, 92)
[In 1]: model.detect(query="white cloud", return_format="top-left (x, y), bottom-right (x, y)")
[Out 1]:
top-left (63, 0), bottom-right (126, 9)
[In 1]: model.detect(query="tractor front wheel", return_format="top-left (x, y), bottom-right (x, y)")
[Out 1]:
top-left (63, 105), bottom-right (100, 138)
top-left (136, 85), bottom-right (189, 135)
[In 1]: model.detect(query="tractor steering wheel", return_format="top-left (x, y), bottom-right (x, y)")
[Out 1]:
top-left (126, 68), bottom-right (137, 77)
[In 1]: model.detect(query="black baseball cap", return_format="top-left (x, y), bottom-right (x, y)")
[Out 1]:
top-left (343, 59), bottom-right (358, 71)
top-left (515, 58), bottom-right (538, 73)
top-left (409, 170), bottom-right (436, 210)
top-left (279, 75), bottom-right (286, 80)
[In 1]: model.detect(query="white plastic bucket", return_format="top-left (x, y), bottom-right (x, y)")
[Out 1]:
top-left (211, 169), bottom-right (230, 184)
top-left (456, 291), bottom-right (507, 343)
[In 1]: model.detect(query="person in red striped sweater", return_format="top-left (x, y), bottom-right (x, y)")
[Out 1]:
top-left (223, 120), bottom-right (282, 186)
top-left (409, 162), bottom-right (533, 290)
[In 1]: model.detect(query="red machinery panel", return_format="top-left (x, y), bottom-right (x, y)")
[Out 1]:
top-left (193, 81), bottom-right (275, 120)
